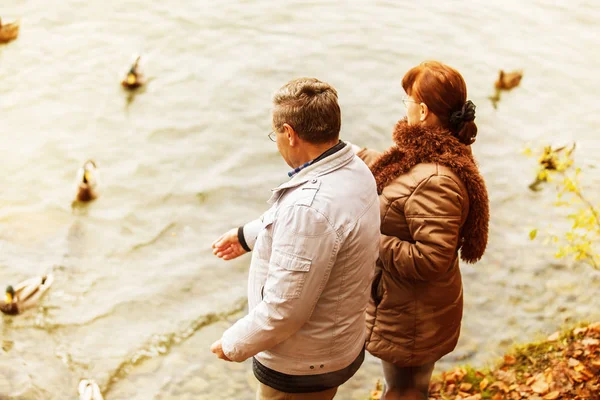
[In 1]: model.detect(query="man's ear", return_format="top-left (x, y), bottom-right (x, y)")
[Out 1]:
top-left (283, 123), bottom-right (298, 146)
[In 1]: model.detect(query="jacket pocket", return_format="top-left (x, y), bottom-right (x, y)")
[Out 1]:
top-left (255, 213), bottom-right (275, 262)
top-left (371, 268), bottom-right (384, 307)
top-left (266, 249), bottom-right (312, 300)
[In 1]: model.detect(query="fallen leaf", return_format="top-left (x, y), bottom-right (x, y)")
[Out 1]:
top-left (463, 396), bottom-right (482, 400)
top-left (509, 384), bottom-right (519, 391)
top-left (445, 372), bottom-right (458, 384)
top-left (490, 381), bottom-right (510, 393)
top-left (458, 391), bottom-right (472, 398)
top-left (582, 338), bottom-right (599, 346)
top-left (547, 332), bottom-right (560, 341)
top-left (475, 371), bottom-right (486, 379)
top-left (576, 366), bottom-right (594, 379)
top-left (568, 370), bottom-right (584, 383)
top-left (589, 322), bottom-right (600, 332)
top-left (592, 359), bottom-right (600, 367)
top-left (480, 378), bottom-right (489, 391)
top-left (526, 376), bottom-right (536, 386)
top-left (495, 370), bottom-right (517, 384)
top-left (504, 354), bottom-right (517, 365)
top-left (568, 357), bottom-right (580, 367)
top-left (543, 392), bottom-right (560, 400)
top-left (531, 379), bottom-right (549, 394)
top-left (543, 370), bottom-right (553, 384)
top-left (370, 390), bottom-right (382, 400)
top-left (491, 394), bottom-right (504, 400)
top-left (460, 383), bottom-right (473, 392)
top-left (430, 381), bottom-right (442, 393)
top-left (573, 327), bottom-right (588, 336)
top-left (517, 384), bottom-right (532, 392)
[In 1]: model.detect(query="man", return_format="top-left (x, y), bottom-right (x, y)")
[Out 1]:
top-left (211, 78), bottom-right (380, 399)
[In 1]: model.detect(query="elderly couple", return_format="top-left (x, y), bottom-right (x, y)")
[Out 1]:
top-left (211, 61), bottom-right (490, 400)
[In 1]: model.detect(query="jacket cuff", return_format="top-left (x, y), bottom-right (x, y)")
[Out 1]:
top-left (242, 218), bottom-right (263, 250)
top-left (221, 328), bottom-right (245, 362)
top-left (238, 226), bottom-right (251, 252)
top-left (220, 335), bottom-right (236, 361)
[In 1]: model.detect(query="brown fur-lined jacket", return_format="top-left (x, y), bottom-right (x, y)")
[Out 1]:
top-left (357, 119), bottom-right (489, 367)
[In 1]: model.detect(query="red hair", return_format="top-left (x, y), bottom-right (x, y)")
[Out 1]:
top-left (402, 61), bottom-right (477, 145)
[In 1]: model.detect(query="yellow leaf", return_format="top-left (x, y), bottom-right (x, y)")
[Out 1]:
top-left (543, 391), bottom-right (560, 400)
top-left (574, 363), bottom-right (587, 372)
top-left (526, 376), bottom-right (536, 386)
top-left (460, 383), bottom-right (473, 392)
top-left (370, 390), bottom-right (382, 400)
top-left (480, 378), bottom-right (489, 391)
top-left (529, 229), bottom-right (538, 240)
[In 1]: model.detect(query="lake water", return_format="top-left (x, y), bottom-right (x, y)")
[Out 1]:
top-left (1, 0), bottom-right (600, 398)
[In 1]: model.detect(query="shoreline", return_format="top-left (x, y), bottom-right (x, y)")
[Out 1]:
top-left (369, 322), bottom-right (600, 400)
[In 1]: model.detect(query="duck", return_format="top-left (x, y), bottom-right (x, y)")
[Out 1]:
top-left (0, 18), bottom-right (20, 44)
top-left (121, 56), bottom-right (146, 90)
top-left (75, 160), bottom-right (99, 203)
top-left (0, 274), bottom-right (54, 315)
top-left (495, 69), bottom-right (523, 90)
top-left (78, 379), bottom-right (104, 400)
top-left (488, 69), bottom-right (523, 109)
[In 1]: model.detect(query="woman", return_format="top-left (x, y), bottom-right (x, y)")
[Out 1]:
top-left (355, 61), bottom-right (489, 399)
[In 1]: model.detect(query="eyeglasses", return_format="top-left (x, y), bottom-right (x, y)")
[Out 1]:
top-left (267, 131), bottom-right (276, 142)
top-left (402, 97), bottom-right (419, 108)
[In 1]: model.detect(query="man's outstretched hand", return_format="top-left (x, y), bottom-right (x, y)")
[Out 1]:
top-left (210, 339), bottom-right (232, 361)
top-left (212, 228), bottom-right (248, 261)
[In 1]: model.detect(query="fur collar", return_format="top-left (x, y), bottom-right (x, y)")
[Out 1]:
top-left (370, 119), bottom-right (489, 263)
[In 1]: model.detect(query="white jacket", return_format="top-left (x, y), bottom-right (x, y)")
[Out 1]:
top-left (222, 144), bottom-right (380, 375)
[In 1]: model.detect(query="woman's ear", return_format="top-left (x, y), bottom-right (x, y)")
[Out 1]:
top-left (419, 102), bottom-right (429, 122)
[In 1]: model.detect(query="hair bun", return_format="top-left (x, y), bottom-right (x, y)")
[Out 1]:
top-left (449, 100), bottom-right (476, 129)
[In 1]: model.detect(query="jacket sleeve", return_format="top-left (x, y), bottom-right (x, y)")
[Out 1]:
top-left (356, 148), bottom-right (382, 168)
top-left (221, 205), bottom-right (340, 362)
top-left (379, 175), bottom-right (465, 281)
top-left (239, 218), bottom-right (263, 251)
